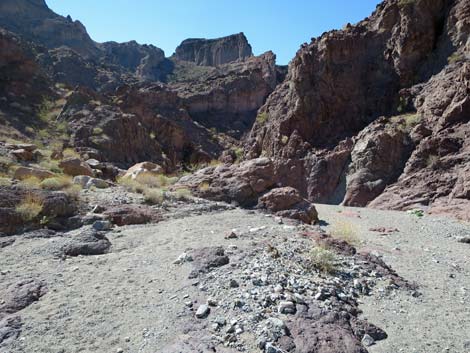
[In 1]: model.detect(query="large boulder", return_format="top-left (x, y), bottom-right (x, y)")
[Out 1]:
top-left (13, 167), bottom-right (54, 180)
top-left (103, 204), bottom-right (161, 226)
top-left (123, 161), bottom-right (164, 179)
top-left (177, 157), bottom-right (277, 206)
top-left (59, 158), bottom-right (93, 177)
top-left (258, 187), bottom-right (319, 224)
top-left (60, 228), bottom-right (111, 256)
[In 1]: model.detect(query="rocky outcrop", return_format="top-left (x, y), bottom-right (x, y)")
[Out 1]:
top-left (173, 33), bottom-right (252, 66)
top-left (177, 158), bottom-right (278, 207)
top-left (238, 0), bottom-right (470, 220)
top-left (63, 85), bottom-right (221, 170)
top-left (99, 41), bottom-right (167, 81)
top-left (170, 51), bottom-right (280, 137)
top-left (0, 187), bottom-right (77, 235)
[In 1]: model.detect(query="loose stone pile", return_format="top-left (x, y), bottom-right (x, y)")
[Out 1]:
top-left (171, 222), bottom-right (409, 352)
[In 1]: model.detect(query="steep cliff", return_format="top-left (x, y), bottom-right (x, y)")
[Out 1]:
top-left (173, 33), bottom-right (253, 66)
top-left (243, 0), bottom-right (470, 218)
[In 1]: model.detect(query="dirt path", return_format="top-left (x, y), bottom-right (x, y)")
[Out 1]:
top-left (316, 204), bottom-right (470, 353)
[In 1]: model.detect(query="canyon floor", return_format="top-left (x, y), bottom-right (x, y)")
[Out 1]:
top-left (1, 199), bottom-right (469, 353)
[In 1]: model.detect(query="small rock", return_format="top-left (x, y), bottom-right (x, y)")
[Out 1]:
top-left (92, 220), bottom-right (112, 231)
top-left (225, 231), bottom-right (238, 239)
top-left (207, 297), bottom-right (218, 306)
top-left (278, 301), bottom-right (296, 314)
top-left (173, 252), bottom-right (193, 264)
top-left (195, 304), bottom-right (210, 319)
top-left (458, 237), bottom-right (470, 244)
top-left (361, 334), bottom-right (375, 347)
top-left (229, 279), bottom-right (239, 288)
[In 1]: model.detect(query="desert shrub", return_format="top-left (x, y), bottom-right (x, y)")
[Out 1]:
top-left (135, 173), bottom-right (177, 188)
top-left (0, 155), bottom-right (14, 172)
top-left (0, 176), bottom-right (12, 186)
top-left (310, 247), bottom-right (337, 273)
top-left (233, 147), bottom-right (244, 162)
top-left (92, 127), bottom-right (103, 135)
top-left (63, 148), bottom-right (80, 159)
top-left (173, 188), bottom-right (192, 200)
top-left (117, 177), bottom-right (146, 193)
top-left (448, 52), bottom-right (463, 64)
top-left (330, 220), bottom-right (360, 245)
top-left (40, 175), bottom-right (72, 191)
top-left (16, 193), bottom-right (43, 222)
top-left (38, 159), bottom-right (62, 173)
top-left (18, 176), bottom-right (42, 189)
top-left (64, 184), bottom-right (82, 200)
top-left (143, 188), bottom-right (165, 205)
top-left (426, 154), bottom-right (439, 168)
top-left (408, 209), bottom-right (424, 218)
top-left (390, 113), bottom-right (421, 131)
top-left (198, 181), bottom-right (210, 192)
top-left (256, 112), bottom-right (269, 124)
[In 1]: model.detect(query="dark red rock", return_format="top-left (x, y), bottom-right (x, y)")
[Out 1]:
top-left (103, 204), bottom-right (161, 226)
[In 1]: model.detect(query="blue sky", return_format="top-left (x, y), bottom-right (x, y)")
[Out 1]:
top-left (46, 0), bottom-right (381, 65)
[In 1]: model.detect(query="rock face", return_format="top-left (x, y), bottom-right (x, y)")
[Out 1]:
top-left (173, 33), bottom-right (253, 66)
top-left (242, 0), bottom-right (470, 220)
top-left (169, 51), bottom-right (280, 137)
top-left (99, 41), bottom-right (167, 81)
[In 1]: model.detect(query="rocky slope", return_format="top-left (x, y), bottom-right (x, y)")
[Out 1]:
top-left (223, 0), bottom-right (469, 220)
top-left (173, 32), bottom-right (253, 66)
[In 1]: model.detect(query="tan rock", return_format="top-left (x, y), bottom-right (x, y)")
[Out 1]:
top-left (123, 162), bottom-right (164, 179)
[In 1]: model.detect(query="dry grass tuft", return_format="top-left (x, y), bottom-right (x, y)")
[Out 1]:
top-left (173, 188), bottom-right (192, 201)
top-left (330, 220), bottom-right (360, 245)
top-left (310, 247), bottom-right (337, 273)
top-left (16, 193), bottom-right (43, 222)
top-left (143, 187), bottom-right (165, 205)
top-left (40, 175), bottom-right (73, 191)
top-left (18, 176), bottom-right (42, 189)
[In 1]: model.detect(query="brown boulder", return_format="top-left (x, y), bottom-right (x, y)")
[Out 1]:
top-left (103, 204), bottom-right (161, 226)
top-left (13, 167), bottom-right (55, 180)
top-left (258, 187), bottom-right (319, 224)
top-left (59, 157), bottom-right (93, 177)
top-left (10, 149), bottom-right (33, 161)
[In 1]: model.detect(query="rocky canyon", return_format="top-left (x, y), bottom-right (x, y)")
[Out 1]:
top-left (0, 0), bottom-right (469, 352)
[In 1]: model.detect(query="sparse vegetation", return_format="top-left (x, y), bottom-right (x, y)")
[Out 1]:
top-left (448, 52), bottom-right (463, 64)
top-left (16, 193), bottom-right (43, 222)
top-left (0, 176), bottom-right (12, 186)
top-left (426, 154), bottom-right (439, 168)
top-left (398, 0), bottom-right (416, 8)
top-left (63, 148), bottom-right (81, 159)
top-left (330, 220), bottom-right (360, 245)
top-left (198, 181), bottom-right (210, 192)
top-left (256, 112), bottom-right (269, 124)
top-left (63, 184), bottom-right (82, 200)
top-left (38, 159), bottom-right (62, 173)
top-left (143, 187), bottom-right (165, 205)
top-left (233, 147), bottom-right (244, 162)
top-left (390, 113), bottom-right (421, 131)
top-left (173, 187), bottom-right (192, 200)
top-left (18, 176), bottom-right (42, 189)
top-left (92, 127), bottom-right (104, 135)
top-left (40, 175), bottom-right (73, 191)
top-left (309, 247), bottom-right (337, 273)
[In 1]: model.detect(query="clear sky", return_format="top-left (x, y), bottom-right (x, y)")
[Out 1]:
top-left (46, 0), bottom-right (381, 65)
